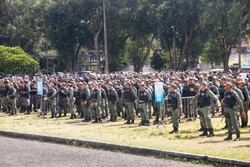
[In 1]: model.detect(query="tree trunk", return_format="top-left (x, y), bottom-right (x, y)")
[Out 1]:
top-left (94, 21), bottom-right (103, 74)
top-left (133, 64), bottom-right (143, 73)
top-left (172, 28), bottom-right (177, 71)
top-left (178, 29), bottom-right (193, 71)
top-left (222, 49), bottom-right (231, 72)
top-left (137, 35), bottom-right (155, 72)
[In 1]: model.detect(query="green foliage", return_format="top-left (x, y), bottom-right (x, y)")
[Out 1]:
top-left (150, 49), bottom-right (167, 72)
top-left (0, 45), bottom-right (40, 74)
top-left (201, 39), bottom-right (223, 68)
top-left (1, 0), bottom-right (250, 72)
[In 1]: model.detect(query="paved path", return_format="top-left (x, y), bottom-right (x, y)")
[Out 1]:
top-left (0, 137), bottom-right (211, 167)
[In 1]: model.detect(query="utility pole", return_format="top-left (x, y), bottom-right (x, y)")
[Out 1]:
top-left (238, 4), bottom-right (242, 72)
top-left (103, 0), bottom-right (109, 74)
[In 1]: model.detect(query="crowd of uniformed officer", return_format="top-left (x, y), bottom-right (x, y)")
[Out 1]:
top-left (0, 71), bottom-right (249, 140)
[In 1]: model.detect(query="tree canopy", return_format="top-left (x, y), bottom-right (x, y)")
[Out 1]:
top-left (1, 0), bottom-right (250, 72)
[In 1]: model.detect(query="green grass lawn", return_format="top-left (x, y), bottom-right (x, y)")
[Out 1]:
top-left (0, 112), bottom-right (250, 161)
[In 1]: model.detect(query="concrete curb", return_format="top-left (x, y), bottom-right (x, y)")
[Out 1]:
top-left (0, 130), bottom-right (249, 167)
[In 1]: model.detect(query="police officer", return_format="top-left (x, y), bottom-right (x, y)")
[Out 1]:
top-left (188, 78), bottom-right (199, 122)
top-left (137, 82), bottom-right (151, 126)
top-left (123, 81), bottom-right (137, 124)
top-left (114, 82), bottom-right (123, 117)
top-left (182, 79), bottom-right (189, 97)
top-left (57, 83), bottom-right (69, 118)
top-left (98, 83), bottom-right (107, 119)
top-left (47, 83), bottom-right (56, 118)
top-left (191, 82), bottom-right (218, 137)
top-left (91, 82), bottom-right (102, 123)
top-left (238, 81), bottom-right (249, 128)
top-left (0, 80), bottom-right (10, 113)
top-left (67, 84), bottom-right (76, 119)
top-left (219, 77), bottom-right (227, 129)
top-left (222, 82), bottom-right (243, 141)
top-left (7, 83), bottom-right (17, 115)
top-left (75, 82), bottom-right (83, 118)
top-left (209, 82), bottom-right (220, 116)
top-left (29, 80), bottom-right (37, 113)
top-left (81, 82), bottom-right (91, 122)
top-left (107, 82), bottom-right (118, 122)
top-left (168, 84), bottom-right (182, 134)
top-left (231, 80), bottom-right (244, 123)
top-left (18, 81), bottom-right (30, 114)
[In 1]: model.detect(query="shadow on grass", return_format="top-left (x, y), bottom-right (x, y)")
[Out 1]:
top-left (105, 124), bottom-right (125, 127)
top-left (239, 137), bottom-right (250, 141)
top-left (234, 144), bottom-right (250, 148)
top-left (199, 140), bottom-right (225, 144)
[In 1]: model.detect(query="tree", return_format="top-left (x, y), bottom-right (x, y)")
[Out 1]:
top-left (43, 0), bottom-right (99, 73)
top-left (201, 39), bottom-right (223, 68)
top-left (200, 0), bottom-right (247, 71)
top-left (0, 45), bottom-right (40, 74)
top-left (150, 49), bottom-right (166, 72)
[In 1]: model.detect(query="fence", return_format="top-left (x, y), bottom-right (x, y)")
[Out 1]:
top-left (181, 96), bottom-right (197, 120)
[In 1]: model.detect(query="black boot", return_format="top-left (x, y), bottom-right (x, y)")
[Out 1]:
top-left (145, 120), bottom-right (150, 126)
top-left (207, 128), bottom-right (214, 137)
top-left (169, 127), bottom-right (179, 134)
top-left (199, 129), bottom-right (208, 137)
top-left (113, 116), bottom-right (117, 122)
top-left (138, 121), bottom-right (145, 126)
top-left (73, 114), bottom-right (77, 119)
top-left (70, 114), bottom-right (74, 119)
top-left (153, 119), bottom-right (159, 125)
top-left (198, 127), bottom-right (204, 132)
top-left (224, 133), bottom-right (232, 140)
top-left (98, 118), bottom-right (102, 123)
top-left (109, 116), bottom-right (113, 122)
top-left (131, 119), bottom-right (134, 124)
top-left (125, 120), bottom-right (130, 124)
top-left (234, 132), bottom-right (240, 141)
top-left (93, 117), bottom-right (98, 123)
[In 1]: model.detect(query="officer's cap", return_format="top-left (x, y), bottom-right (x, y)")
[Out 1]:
top-left (24, 80), bottom-right (29, 84)
top-left (225, 82), bottom-right (232, 87)
top-left (184, 78), bottom-right (188, 82)
top-left (238, 80), bottom-right (245, 85)
top-left (200, 82), bottom-right (207, 87)
top-left (107, 82), bottom-right (113, 86)
top-left (208, 82), bottom-right (213, 86)
top-left (3, 80), bottom-right (9, 84)
top-left (81, 82), bottom-right (87, 85)
top-left (221, 76), bottom-right (228, 81)
top-left (170, 84), bottom-right (176, 89)
top-left (173, 81), bottom-right (178, 85)
top-left (125, 81), bottom-right (131, 85)
top-left (231, 79), bottom-right (237, 84)
top-left (140, 82), bottom-right (145, 86)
